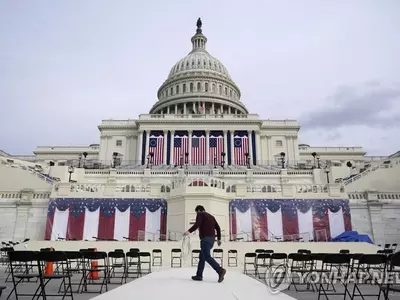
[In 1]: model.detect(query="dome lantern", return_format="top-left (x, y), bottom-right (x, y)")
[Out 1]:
top-left (190, 18), bottom-right (207, 53)
top-left (150, 19), bottom-right (248, 116)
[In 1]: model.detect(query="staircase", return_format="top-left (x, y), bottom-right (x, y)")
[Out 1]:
top-left (344, 157), bottom-right (400, 186)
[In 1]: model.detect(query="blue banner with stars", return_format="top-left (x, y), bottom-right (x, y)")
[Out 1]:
top-left (47, 198), bottom-right (167, 219)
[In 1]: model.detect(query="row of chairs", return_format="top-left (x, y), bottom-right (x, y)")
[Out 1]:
top-left (2, 248), bottom-right (157, 299)
top-left (243, 249), bottom-right (400, 300)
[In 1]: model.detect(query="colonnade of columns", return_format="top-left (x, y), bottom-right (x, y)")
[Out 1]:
top-left (137, 129), bottom-right (261, 166)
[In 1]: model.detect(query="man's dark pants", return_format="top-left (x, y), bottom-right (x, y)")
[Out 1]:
top-left (196, 236), bottom-right (221, 277)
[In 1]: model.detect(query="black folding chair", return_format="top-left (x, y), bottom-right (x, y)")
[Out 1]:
top-left (0, 286), bottom-right (6, 297)
top-left (139, 252), bottom-right (151, 274)
top-left (191, 250), bottom-right (200, 267)
top-left (152, 249), bottom-right (162, 266)
top-left (7, 250), bottom-right (44, 300)
top-left (59, 251), bottom-right (83, 293)
top-left (317, 253), bottom-right (351, 300)
top-left (244, 252), bottom-right (257, 276)
top-left (107, 251), bottom-right (126, 284)
top-left (381, 251), bottom-right (400, 300)
top-left (350, 254), bottom-right (386, 300)
top-left (37, 251), bottom-right (74, 299)
top-left (287, 253), bottom-right (313, 292)
top-left (255, 253), bottom-right (270, 279)
top-left (126, 251), bottom-right (141, 278)
top-left (228, 250), bottom-right (238, 267)
top-left (212, 249), bottom-right (223, 266)
top-left (171, 249), bottom-right (182, 267)
top-left (78, 251), bottom-right (108, 294)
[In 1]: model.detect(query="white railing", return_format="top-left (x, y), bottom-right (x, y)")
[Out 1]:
top-left (344, 158), bottom-right (400, 185)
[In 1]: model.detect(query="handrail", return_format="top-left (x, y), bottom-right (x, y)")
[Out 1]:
top-left (344, 158), bottom-right (400, 185)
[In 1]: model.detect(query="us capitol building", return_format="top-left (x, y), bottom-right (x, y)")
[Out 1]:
top-left (0, 19), bottom-right (399, 246)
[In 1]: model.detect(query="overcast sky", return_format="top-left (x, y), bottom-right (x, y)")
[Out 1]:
top-left (1, 0), bottom-right (399, 156)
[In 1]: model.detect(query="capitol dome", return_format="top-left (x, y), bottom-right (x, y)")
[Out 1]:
top-left (150, 19), bottom-right (248, 115)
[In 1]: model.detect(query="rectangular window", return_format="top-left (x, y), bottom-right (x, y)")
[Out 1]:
top-left (276, 140), bottom-right (283, 147)
top-left (116, 140), bottom-right (122, 146)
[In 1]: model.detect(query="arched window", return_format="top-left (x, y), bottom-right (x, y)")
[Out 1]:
top-left (212, 83), bottom-right (216, 92)
top-left (205, 82), bottom-right (208, 92)
top-left (225, 87), bottom-right (228, 95)
top-left (190, 83), bottom-right (194, 92)
top-left (219, 85), bottom-right (222, 95)
top-left (176, 85), bottom-right (179, 94)
top-left (183, 83), bottom-right (186, 92)
top-left (230, 90), bottom-right (232, 97)
top-left (197, 82), bottom-right (201, 91)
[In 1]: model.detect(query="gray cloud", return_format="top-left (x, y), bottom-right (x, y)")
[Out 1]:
top-left (300, 82), bottom-right (400, 129)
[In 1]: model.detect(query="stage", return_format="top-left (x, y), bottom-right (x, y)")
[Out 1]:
top-left (91, 267), bottom-right (296, 300)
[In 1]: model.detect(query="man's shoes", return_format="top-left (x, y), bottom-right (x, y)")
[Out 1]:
top-left (192, 276), bottom-right (203, 281)
top-left (218, 268), bottom-right (226, 283)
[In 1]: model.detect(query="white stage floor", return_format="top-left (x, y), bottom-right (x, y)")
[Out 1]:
top-left (92, 268), bottom-right (296, 300)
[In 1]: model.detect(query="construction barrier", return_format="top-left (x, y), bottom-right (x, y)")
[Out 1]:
top-left (44, 247), bottom-right (54, 276)
top-left (89, 248), bottom-right (99, 280)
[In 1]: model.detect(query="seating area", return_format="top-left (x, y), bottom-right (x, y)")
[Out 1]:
top-left (1, 242), bottom-right (400, 299)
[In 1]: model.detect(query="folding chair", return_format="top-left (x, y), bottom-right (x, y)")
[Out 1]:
top-left (317, 253), bottom-right (351, 300)
top-left (287, 253), bottom-right (313, 292)
top-left (244, 252), bottom-right (257, 276)
top-left (59, 251), bottom-right (83, 293)
top-left (255, 253), bottom-right (270, 279)
top-left (126, 251), bottom-right (141, 278)
top-left (7, 250), bottom-right (44, 300)
top-left (107, 251), bottom-right (126, 284)
top-left (270, 253), bottom-right (287, 267)
top-left (351, 254), bottom-right (386, 300)
top-left (129, 248), bottom-right (140, 254)
top-left (37, 250), bottom-right (74, 299)
top-left (191, 250), bottom-right (200, 267)
top-left (78, 251), bottom-right (108, 294)
top-left (0, 286), bottom-right (5, 297)
top-left (381, 251), bottom-right (400, 300)
top-left (228, 250), bottom-right (238, 267)
top-left (171, 249), bottom-right (182, 267)
top-left (1, 247), bottom-right (14, 282)
top-left (152, 249), bottom-right (162, 266)
top-left (139, 252), bottom-right (151, 274)
top-left (297, 249), bottom-right (311, 254)
top-left (212, 249), bottom-right (223, 266)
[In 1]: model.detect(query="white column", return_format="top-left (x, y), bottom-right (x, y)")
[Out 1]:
top-left (145, 131), bottom-right (150, 159)
top-left (223, 130), bottom-right (228, 157)
top-left (170, 130), bottom-right (175, 165)
top-left (163, 131), bottom-right (168, 165)
top-left (231, 131), bottom-right (235, 165)
top-left (267, 136), bottom-right (273, 165)
top-left (256, 131), bottom-right (261, 165)
top-left (286, 136), bottom-right (292, 167)
top-left (248, 131), bottom-right (253, 165)
top-left (206, 131), bottom-right (210, 165)
top-left (188, 130), bottom-right (192, 164)
top-left (137, 131), bottom-right (143, 164)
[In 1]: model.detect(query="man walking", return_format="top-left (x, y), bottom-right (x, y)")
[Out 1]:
top-left (184, 205), bottom-right (226, 282)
